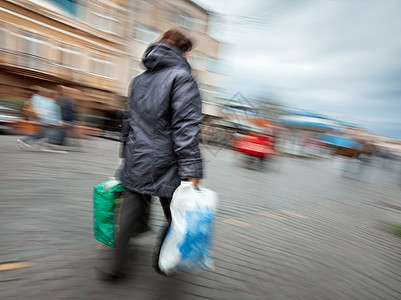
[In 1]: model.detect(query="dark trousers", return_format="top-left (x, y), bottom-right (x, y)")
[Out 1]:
top-left (22, 125), bottom-right (64, 145)
top-left (114, 189), bottom-right (171, 272)
top-left (22, 125), bottom-right (47, 143)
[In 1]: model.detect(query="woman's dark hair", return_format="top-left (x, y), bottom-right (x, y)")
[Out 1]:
top-left (158, 29), bottom-right (193, 53)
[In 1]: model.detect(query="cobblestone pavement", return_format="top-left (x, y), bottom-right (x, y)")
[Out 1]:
top-left (1, 135), bottom-right (401, 300)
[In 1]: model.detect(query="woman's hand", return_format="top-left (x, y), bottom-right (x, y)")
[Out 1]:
top-left (188, 178), bottom-right (200, 186)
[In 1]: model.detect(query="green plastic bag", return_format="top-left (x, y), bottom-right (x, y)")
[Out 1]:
top-left (93, 178), bottom-right (126, 247)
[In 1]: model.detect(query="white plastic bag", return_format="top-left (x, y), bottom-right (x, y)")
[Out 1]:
top-left (159, 181), bottom-right (218, 275)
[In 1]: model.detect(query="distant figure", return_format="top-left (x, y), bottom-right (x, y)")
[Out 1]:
top-left (56, 85), bottom-right (77, 145)
top-left (17, 86), bottom-right (62, 150)
top-left (349, 140), bottom-right (377, 181)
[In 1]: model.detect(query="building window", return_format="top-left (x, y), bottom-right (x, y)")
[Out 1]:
top-left (76, 0), bottom-right (87, 22)
top-left (49, 0), bottom-right (78, 16)
top-left (188, 52), bottom-right (203, 70)
top-left (189, 18), bottom-right (206, 32)
top-left (199, 84), bottom-right (221, 103)
top-left (19, 32), bottom-right (45, 71)
top-left (90, 56), bottom-right (114, 78)
top-left (90, 5), bottom-right (118, 34)
top-left (57, 45), bottom-right (81, 69)
top-left (179, 12), bottom-right (192, 28)
top-left (189, 53), bottom-right (220, 72)
top-left (165, 6), bottom-right (206, 32)
top-left (167, 7), bottom-right (206, 32)
top-left (0, 23), bottom-right (5, 50)
top-left (180, 14), bottom-right (205, 31)
top-left (205, 56), bottom-right (220, 72)
top-left (166, 8), bottom-right (179, 23)
top-left (135, 25), bottom-right (160, 44)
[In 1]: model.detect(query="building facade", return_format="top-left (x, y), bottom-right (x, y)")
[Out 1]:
top-left (0, 0), bottom-right (224, 120)
top-left (126, 0), bottom-right (224, 104)
top-left (0, 0), bottom-right (130, 115)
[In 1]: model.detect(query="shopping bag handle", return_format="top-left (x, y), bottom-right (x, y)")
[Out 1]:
top-left (182, 179), bottom-right (201, 191)
top-left (193, 185), bottom-right (201, 191)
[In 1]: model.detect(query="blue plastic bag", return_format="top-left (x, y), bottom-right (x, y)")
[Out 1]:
top-left (159, 181), bottom-right (218, 274)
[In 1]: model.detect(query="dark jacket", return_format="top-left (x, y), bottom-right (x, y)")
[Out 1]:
top-left (58, 95), bottom-right (75, 122)
top-left (119, 43), bottom-right (203, 198)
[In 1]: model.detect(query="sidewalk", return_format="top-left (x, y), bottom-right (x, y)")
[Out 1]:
top-left (1, 135), bottom-right (401, 299)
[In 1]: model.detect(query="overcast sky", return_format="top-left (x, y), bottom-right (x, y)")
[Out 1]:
top-left (194, 0), bottom-right (401, 139)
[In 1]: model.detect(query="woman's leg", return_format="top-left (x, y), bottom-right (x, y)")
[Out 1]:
top-left (159, 197), bottom-right (172, 223)
top-left (113, 190), bottom-right (150, 273)
top-left (152, 196), bottom-right (172, 274)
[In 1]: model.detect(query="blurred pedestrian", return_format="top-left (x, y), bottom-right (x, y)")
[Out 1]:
top-left (17, 86), bottom-right (63, 150)
top-left (99, 29), bottom-right (203, 280)
top-left (355, 140), bottom-right (377, 180)
top-left (56, 85), bottom-right (78, 146)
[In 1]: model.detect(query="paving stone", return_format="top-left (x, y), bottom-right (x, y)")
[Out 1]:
top-left (1, 136), bottom-right (401, 299)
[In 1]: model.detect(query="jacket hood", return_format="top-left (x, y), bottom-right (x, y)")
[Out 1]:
top-left (142, 43), bottom-right (191, 71)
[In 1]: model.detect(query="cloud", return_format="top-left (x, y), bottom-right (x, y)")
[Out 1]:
top-left (195, 0), bottom-right (401, 138)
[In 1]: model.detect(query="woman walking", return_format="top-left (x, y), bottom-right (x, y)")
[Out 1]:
top-left (101, 29), bottom-right (203, 280)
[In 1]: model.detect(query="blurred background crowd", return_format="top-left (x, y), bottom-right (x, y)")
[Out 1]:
top-left (0, 0), bottom-right (400, 164)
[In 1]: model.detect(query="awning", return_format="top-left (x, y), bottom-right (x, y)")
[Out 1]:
top-left (320, 134), bottom-right (361, 149)
top-left (280, 115), bottom-right (338, 132)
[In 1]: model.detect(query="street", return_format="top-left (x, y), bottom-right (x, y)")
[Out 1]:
top-left (1, 135), bottom-right (401, 300)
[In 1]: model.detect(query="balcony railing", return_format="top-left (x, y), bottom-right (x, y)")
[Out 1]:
top-left (0, 49), bottom-right (116, 91)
